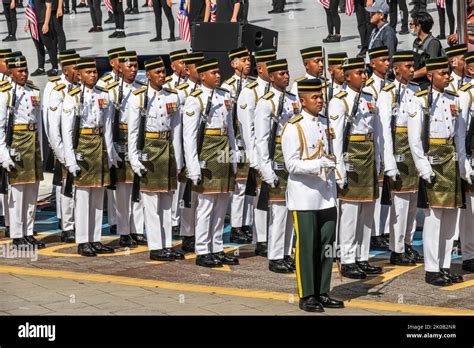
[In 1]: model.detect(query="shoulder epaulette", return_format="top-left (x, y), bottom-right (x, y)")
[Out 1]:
top-left (27, 80), bottom-right (34, 85)
top-left (365, 77), bottom-right (374, 86)
top-left (53, 83), bottom-right (66, 91)
top-left (335, 91), bottom-right (347, 99)
top-left (176, 82), bottom-right (189, 90)
top-left (295, 76), bottom-right (307, 83)
top-left (245, 81), bottom-right (258, 89)
top-left (224, 76), bottom-right (236, 85)
top-left (164, 87), bottom-right (177, 94)
top-left (248, 76), bottom-right (257, 81)
top-left (105, 81), bottom-right (119, 90)
top-left (460, 83), bottom-right (473, 92)
top-left (95, 86), bottom-right (107, 93)
top-left (27, 82), bottom-right (39, 90)
top-left (48, 76), bottom-right (61, 83)
top-left (448, 76), bottom-right (454, 82)
top-left (262, 91), bottom-right (274, 100)
top-left (68, 87), bottom-right (81, 96)
top-left (0, 84), bottom-right (12, 92)
top-left (165, 76), bottom-right (173, 83)
top-left (321, 82), bottom-right (329, 88)
top-left (0, 80), bottom-right (9, 87)
top-left (445, 89), bottom-right (458, 97)
top-left (132, 87), bottom-right (147, 95)
top-left (135, 80), bottom-right (147, 86)
top-left (289, 114), bottom-right (303, 124)
top-left (216, 86), bottom-right (229, 93)
top-left (190, 89), bottom-right (203, 97)
top-left (382, 83), bottom-right (395, 92)
top-left (415, 90), bottom-right (428, 97)
top-left (100, 74), bottom-right (113, 82)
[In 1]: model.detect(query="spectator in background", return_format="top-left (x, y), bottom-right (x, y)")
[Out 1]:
top-left (322, 0), bottom-right (341, 43)
top-left (269, 0), bottom-right (284, 14)
top-left (389, 0), bottom-right (409, 34)
top-left (87, 0), bottom-right (103, 32)
top-left (367, 0), bottom-right (397, 56)
top-left (188, 0), bottom-right (211, 24)
top-left (63, 0), bottom-right (76, 14)
top-left (436, 0), bottom-right (455, 39)
top-left (150, 0), bottom-right (175, 42)
top-left (2, 0), bottom-right (17, 41)
top-left (51, 0), bottom-right (66, 50)
top-left (216, 0), bottom-right (241, 21)
top-left (355, 0), bottom-right (375, 57)
top-left (448, 0), bottom-right (474, 49)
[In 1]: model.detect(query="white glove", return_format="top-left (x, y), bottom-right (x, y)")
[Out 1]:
top-left (421, 171), bottom-right (435, 184)
top-left (265, 171), bottom-right (279, 188)
top-left (189, 175), bottom-right (201, 186)
top-left (132, 162), bottom-right (147, 177)
top-left (68, 164), bottom-right (81, 177)
top-left (109, 156), bottom-right (123, 169)
top-left (386, 169), bottom-right (400, 181)
top-left (464, 169), bottom-right (474, 185)
top-left (336, 176), bottom-right (347, 189)
top-left (320, 157), bottom-right (336, 169)
top-left (2, 157), bottom-right (15, 172)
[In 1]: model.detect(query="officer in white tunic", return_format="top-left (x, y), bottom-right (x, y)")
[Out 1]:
top-left (237, 48), bottom-right (277, 257)
top-left (221, 46), bottom-right (255, 244)
top-left (62, 57), bottom-right (121, 257)
top-left (378, 50), bottom-right (424, 265)
top-left (165, 49), bottom-right (188, 90)
top-left (47, 52), bottom-right (81, 243)
top-left (329, 57), bottom-right (383, 279)
top-left (128, 57), bottom-right (185, 261)
top-left (327, 52), bottom-right (347, 98)
top-left (408, 56), bottom-right (468, 286)
top-left (107, 51), bottom-right (147, 248)
top-left (0, 49), bottom-right (12, 82)
top-left (445, 44), bottom-right (468, 93)
top-left (282, 78), bottom-right (344, 313)
top-left (183, 58), bottom-right (239, 268)
top-left (290, 46), bottom-right (326, 96)
top-left (255, 58), bottom-right (300, 274)
top-left (0, 55), bottom-right (45, 249)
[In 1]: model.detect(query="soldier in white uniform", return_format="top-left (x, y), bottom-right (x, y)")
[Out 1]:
top-left (46, 52), bottom-right (81, 243)
top-left (329, 57), bottom-right (383, 279)
top-left (282, 78), bottom-right (344, 313)
top-left (62, 57), bottom-right (121, 257)
top-left (327, 52), bottom-right (347, 98)
top-left (0, 55), bottom-right (45, 249)
top-left (177, 52), bottom-right (205, 253)
top-left (107, 51), bottom-right (147, 248)
top-left (378, 50), bottom-right (424, 266)
top-left (183, 58), bottom-right (239, 268)
top-left (128, 57), bottom-right (185, 261)
top-left (364, 46), bottom-right (391, 251)
top-left (221, 46), bottom-right (255, 244)
top-left (445, 44), bottom-right (468, 93)
top-left (290, 46), bottom-right (325, 96)
top-left (0, 49), bottom-right (12, 82)
top-left (237, 48), bottom-right (277, 257)
top-left (408, 56), bottom-right (467, 286)
top-left (255, 58), bottom-right (300, 274)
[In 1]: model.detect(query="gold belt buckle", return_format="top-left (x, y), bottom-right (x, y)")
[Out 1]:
top-left (448, 137), bottom-right (454, 145)
top-left (28, 123), bottom-right (35, 131)
top-left (94, 128), bottom-right (100, 135)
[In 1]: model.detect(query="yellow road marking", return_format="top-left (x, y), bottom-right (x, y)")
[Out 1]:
top-left (0, 265), bottom-right (472, 316)
top-left (440, 279), bottom-right (474, 291)
top-left (365, 262), bottom-right (422, 284)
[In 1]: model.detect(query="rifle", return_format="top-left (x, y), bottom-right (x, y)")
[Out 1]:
top-left (108, 75), bottom-right (125, 190)
top-left (131, 81), bottom-right (150, 203)
top-left (342, 81), bottom-right (366, 154)
top-left (256, 90), bottom-right (285, 211)
top-left (0, 82), bottom-right (17, 194)
top-left (64, 84), bottom-right (85, 198)
top-left (417, 80), bottom-right (433, 209)
top-left (182, 89), bottom-right (215, 208)
top-left (232, 69), bottom-right (244, 136)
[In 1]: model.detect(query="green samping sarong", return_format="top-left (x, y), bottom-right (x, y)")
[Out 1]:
top-left (140, 136), bottom-right (177, 192)
top-left (269, 143), bottom-right (288, 202)
top-left (338, 139), bottom-right (378, 201)
top-left (74, 133), bottom-right (110, 187)
top-left (193, 133), bottom-right (235, 194)
top-left (116, 128), bottom-right (134, 183)
top-left (9, 129), bottom-right (43, 185)
top-left (235, 129), bottom-right (249, 181)
top-left (426, 142), bottom-right (462, 208)
top-left (391, 131), bottom-right (418, 192)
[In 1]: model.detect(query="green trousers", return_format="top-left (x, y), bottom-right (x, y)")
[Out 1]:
top-left (292, 207), bottom-right (337, 298)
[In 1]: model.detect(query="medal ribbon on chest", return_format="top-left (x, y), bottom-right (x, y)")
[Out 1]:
top-left (30, 96), bottom-right (40, 107)
top-left (166, 102), bottom-right (178, 114)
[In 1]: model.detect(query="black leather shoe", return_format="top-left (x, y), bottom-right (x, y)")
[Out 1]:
top-left (166, 248), bottom-right (185, 260)
top-left (3, 35), bottom-right (16, 42)
top-left (370, 236), bottom-right (389, 251)
top-left (181, 236), bottom-right (195, 252)
top-left (119, 235), bottom-right (138, 248)
top-left (12, 238), bottom-right (32, 247)
top-left (230, 227), bottom-right (251, 244)
top-left (341, 263), bottom-right (367, 279)
top-left (268, 9), bottom-right (285, 14)
top-left (95, 26), bottom-right (103, 32)
top-left (255, 242), bottom-right (267, 257)
top-left (60, 230), bottom-right (75, 243)
top-left (284, 255), bottom-right (296, 271)
top-left (390, 251), bottom-right (416, 266)
top-left (47, 69), bottom-right (59, 77)
top-left (269, 259), bottom-right (292, 273)
top-left (131, 7), bottom-right (139, 14)
top-left (78, 243), bottom-right (97, 257)
top-left (168, 37), bottom-right (176, 42)
top-left (399, 29), bottom-right (410, 34)
top-left (4, 226), bottom-right (10, 238)
top-left (150, 37), bottom-right (163, 42)
top-left (109, 224), bottom-right (117, 235)
top-left (356, 261), bottom-right (383, 274)
top-left (319, 293), bottom-right (345, 308)
top-left (90, 242), bottom-right (115, 254)
top-left (130, 233), bottom-right (147, 245)
top-left (241, 225), bottom-right (253, 240)
top-left (150, 249), bottom-right (174, 261)
top-left (172, 225), bottom-right (180, 236)
top-left (213, 251), bottom-right (239, 265)
top-left (124, 7), bottom-right (132, 13)
top-left (88, 26), bottom-right (97, 32)
top-left (31, 68), bottom-right (46, 76)
top-left (116, 31), bottom-right (126, 38)
top-left (462, 259), bottom-right (474, 272)
top-left (440, 268), bottom-right (464, 283)
top-left (405, 243), bottom-right (424, 262)
top-left (196, 253), bottom-right (223, 268)
top-left (24, 236), bottom-right (46, 249)
top-left (425, 271), bottom-right (452, 286)
top-left (108, 31), bottom-right (119, 38)
top-left (141, 2), bottom-right (148, 7)
top-left (299, 296), bottom-right (324, 312)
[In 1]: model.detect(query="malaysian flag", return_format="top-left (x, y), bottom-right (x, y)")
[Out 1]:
top-left (345, 0), bottom-right (354, 16)
top-left (26, 0), bottom-right (39, 41)
top-left (177, 0), bottom-right (191, 43)
top-left (317, 0), bottom-right (330, 9)
top-left (105, 0), bottom-right (113, 13)
top-left (210, 0), bottom-right (216, 22)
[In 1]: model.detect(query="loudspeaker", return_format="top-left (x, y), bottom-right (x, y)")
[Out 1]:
top-left (242, 24), bottom-right (278, 52)
top-left (202, 51), bottom-right (234, 80)
top-left (191, 22), bottom-right (243, 52)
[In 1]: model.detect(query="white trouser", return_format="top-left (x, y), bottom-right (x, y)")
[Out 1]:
top-left (116, 182), bottom-right (144, 236)
top-left (253, 203), bottom-right (267, 242)
top-left (459, 195), bottom-right (474, 261)
top-left (339, 200), bottom-right (375, 264)
top-left (231, 181), bottom-right (254, 228)
top-left (9, 183), bottom-right (39, 239)
top-left (389, 192), bottom-right (418, 253)
top-left (171, 180), bottom-right (185, 228)
top-left (55, 185), bottom-right (62, 220)
top-left (267, 201), bottom-right (293, 260)
top-left (454, 209), bottom-right (461, 240)
top-left (422, 208), bottom-right (457, 272)
top-left (75, 187), bottom-right (104, 244)
top-left (143, 191), bottom-right (172, 250)
top-left (372, 183), bottom-right (389, 236)
top-left (195, 192), bottom-right (230, 255)
top-left (3, 193), bottom-right (9, 226)
top-left (60, 179), bottom-right (75, 231)
top-left (180, 190), bottom-right (197, 237)
top-left (106, 189), bottom-right (117, 226)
